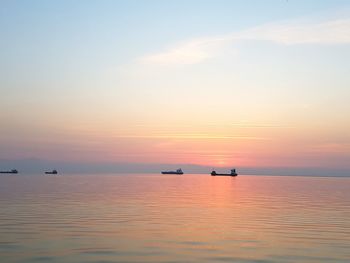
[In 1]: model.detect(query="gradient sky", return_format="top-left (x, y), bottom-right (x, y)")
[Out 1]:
top-left (1, 0), bottom-right (350, 169)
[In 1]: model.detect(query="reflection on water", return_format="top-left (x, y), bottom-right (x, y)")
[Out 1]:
top-left (0, 174), bottom-right (349, 263)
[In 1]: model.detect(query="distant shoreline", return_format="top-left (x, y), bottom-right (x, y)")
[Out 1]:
top-left (1, 172), bottom-right (349, 178)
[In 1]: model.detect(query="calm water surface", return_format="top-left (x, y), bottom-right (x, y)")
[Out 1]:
top-left (0, 174), bottom-right (349, 263)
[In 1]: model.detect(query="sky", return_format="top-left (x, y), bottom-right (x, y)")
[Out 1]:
top-left (1, 0), bottom-right (350, 172)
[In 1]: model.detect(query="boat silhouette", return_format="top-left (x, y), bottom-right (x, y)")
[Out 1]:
top-left (211, 169), bottom-right (237, 176)
top-left (45, 170), bottom-right (58, 175)
top-left (161, 168), bottom-right (183, 175)
top-left (0, 169), bottom-right (18, 174)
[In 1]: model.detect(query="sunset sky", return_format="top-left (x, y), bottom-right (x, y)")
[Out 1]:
top-left (1, 1), bottom-right (350, 170)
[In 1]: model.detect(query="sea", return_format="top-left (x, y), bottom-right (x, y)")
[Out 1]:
top-left (0, 174), bottom-right (349, 263)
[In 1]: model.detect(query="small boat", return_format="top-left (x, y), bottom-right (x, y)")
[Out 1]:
top-left (161, 168), bottom-right (183, 175)
top-left (211, 169), bottom-right (237, 176)
top-left (45, 170), bottom-right (58, 175)
top-left (0, 169), bottom-right (18, 174)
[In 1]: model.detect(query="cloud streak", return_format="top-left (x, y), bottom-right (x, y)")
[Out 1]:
top-left (111, 134), bottom-right (270, 140)
top-left (139, 16), bottom-right (350, 65)
top-left (243, 18), bottom-right (350, 45)
top-left (139, 36), bottom-right (231, 65)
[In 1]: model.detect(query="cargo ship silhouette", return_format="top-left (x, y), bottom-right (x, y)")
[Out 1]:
top-left (45, 170), bottom-right (58, 175)
top-left (161, 168), bottom-right (183, 175)
top-left (211, 169), bottom-right (237, 176)
top-left (0, 169), bottom-right (18, 174)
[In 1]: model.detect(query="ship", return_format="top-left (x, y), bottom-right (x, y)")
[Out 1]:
top-left (0, 169), bottom-right (18, 174)
top-left (45, 170), bottom-right (58, 175)
top-left (211, 169), bottom-right (237, 176)
top-left (161, 168), bottom-right (183, 175)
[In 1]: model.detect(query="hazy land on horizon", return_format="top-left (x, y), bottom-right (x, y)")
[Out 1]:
top-left (1, 158), bottom-right (349, 177)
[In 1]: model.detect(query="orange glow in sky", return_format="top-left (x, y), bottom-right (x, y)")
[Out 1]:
top-left (1, 1), bottom-right (350, 172)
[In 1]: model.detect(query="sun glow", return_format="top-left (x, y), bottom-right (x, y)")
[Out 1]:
top-left (1, 1), bottom-right (349, 172)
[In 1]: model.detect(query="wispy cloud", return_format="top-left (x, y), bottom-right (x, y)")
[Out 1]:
top-left (243, 18), bottom-right (350, 45)
top-left (139, 36), bottom-right (232, 65)
top-left (139, 16), bottom-right (350, 65)
top-left (111, 134), bottom-right (270, 140)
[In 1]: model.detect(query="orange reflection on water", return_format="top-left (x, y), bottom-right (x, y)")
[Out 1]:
top-left (1, 174), bottom-right (349, 262)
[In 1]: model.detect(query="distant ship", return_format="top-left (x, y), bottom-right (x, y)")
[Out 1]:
top-left (0, 169), bottom-right (18, 174)
top-left (45, 170), bottom-right (58, 175)
top-left (211, 169), bottom-right (237, 176)
top-left (161, 168), bottom-right (183, 175)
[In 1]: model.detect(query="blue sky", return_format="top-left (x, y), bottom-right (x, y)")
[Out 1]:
top-left (1, 1), bottom-right (350, 171)
top-left (2, 0), bottom-right (349, 70)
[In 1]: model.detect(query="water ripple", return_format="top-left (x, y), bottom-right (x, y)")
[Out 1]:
top-left (0, 174), bottom-right (349, 263)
